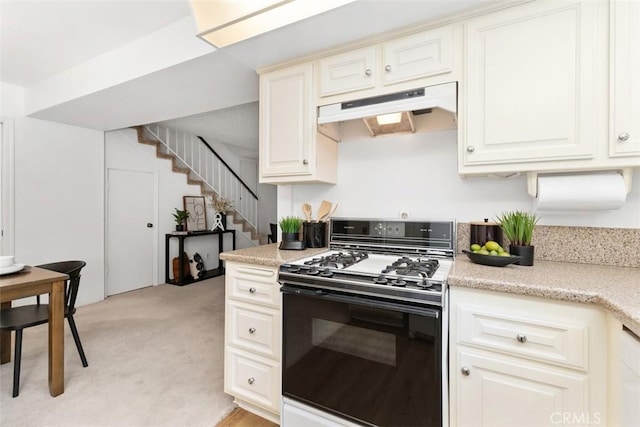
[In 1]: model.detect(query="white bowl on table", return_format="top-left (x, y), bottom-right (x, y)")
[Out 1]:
top-left (0, 255), bottom-right (15, 268)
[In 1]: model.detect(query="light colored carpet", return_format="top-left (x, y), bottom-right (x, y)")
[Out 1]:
top-left (0, 277), bottom-right (235, 426)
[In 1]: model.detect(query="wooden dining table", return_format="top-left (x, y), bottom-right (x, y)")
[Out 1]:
top-left (0, 266), bottom-right (69, 397)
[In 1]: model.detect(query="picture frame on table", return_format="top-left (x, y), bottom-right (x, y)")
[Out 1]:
top-left (183, 196), bottom-right (207, 231)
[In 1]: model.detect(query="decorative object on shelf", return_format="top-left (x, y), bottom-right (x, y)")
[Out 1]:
top-left (172, 252), bottom-right (191, 280)
top-left (183, 196), bottom-right (207, 231)
top-left (279, 216), bottom-right (305, 250)
top-left (207, 195), bottom-right (233, 231)
top-left (188, 252), bottom-right (205, 279)
top-left (495, 210), bottom-right (540, 266)
top-left (172, 208), bottom-right (190, 232)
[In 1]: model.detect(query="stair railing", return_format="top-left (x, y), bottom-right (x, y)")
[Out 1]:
top-left (144, 124), bottom-right (258, 230)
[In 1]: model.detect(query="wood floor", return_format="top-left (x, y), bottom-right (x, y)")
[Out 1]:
top-left (216, 408), bottom-right (278, 427)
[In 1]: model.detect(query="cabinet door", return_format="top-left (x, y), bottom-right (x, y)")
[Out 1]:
top-left (318, 46), bottom-right (377, 97)
top-left (610, 0), bottom-right (640, 157)
top-left (259, 63), bottom-right (313, 178)
top-left (453, 348), bottom-right (590, 427)
top-left (382, 25), bottom-right (453, 86)
top-left (462, 1), bottom-right (604, 166)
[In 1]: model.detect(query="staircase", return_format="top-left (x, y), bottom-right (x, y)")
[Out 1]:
top-left (134, 125), bottom-right (266, 245)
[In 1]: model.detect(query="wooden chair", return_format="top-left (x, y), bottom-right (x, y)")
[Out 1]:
top-left (0, 261), bottom-right (88, 397)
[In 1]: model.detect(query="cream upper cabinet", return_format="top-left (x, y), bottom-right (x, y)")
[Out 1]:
top-left (317, 25), bottom-right (454, 99)
top-left (259, 63), bottom-right (337, 184)
top-left (610, 0), bottom-right (640, 158)
top-left (317, 46), bottom-right (377, 97)
top-left (459, 0), bottom-right (607, 175)
top-left (449, 287), bottom-right (608, 427)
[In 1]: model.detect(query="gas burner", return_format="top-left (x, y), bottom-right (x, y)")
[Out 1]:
top-left (320, 270), bottom-right (333, 278)
top-left (382, 257), bottom-right (439, 278)
top-left (390, 279), bottom-right (407, 287)
top-left (302, 251), bottom-right (369, 269)
top-left (307, 268), bottom-right (319, 276)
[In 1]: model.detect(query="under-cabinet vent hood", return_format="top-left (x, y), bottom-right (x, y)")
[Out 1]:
top-left (318, 82), bottom-right (457, 141)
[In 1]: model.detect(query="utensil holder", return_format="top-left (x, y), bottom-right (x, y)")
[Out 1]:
top-left (303, 222), bottom-right (326, 248)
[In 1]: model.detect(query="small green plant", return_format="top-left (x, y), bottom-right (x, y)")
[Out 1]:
top-left (279, 216), bottom-right (303, 234)
top-left (172, 208), bottom-right (190, 225)
top-left (495, 211), bottom-right (540, 246)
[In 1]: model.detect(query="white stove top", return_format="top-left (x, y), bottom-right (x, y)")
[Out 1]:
top-left (290, 250), bottom-right (453, 283)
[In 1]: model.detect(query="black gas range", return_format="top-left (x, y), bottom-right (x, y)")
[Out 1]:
top-left (279, 218), bottom-right (455, 427)
top-left (278, 218), bottom-right (455, 307)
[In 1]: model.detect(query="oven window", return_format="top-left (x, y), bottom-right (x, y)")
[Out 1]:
top-left (283, 292), bottom-right (441, 427)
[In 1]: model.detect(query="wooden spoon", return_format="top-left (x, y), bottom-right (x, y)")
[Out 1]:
top-left (316, 200), bottom-right (332, 222)
top-left (302, 203), bottom-right (312, 222)
top-left (324, 203), bottom-right (339, 221)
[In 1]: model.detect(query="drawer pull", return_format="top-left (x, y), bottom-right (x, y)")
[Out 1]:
top-left (249, 287), bottom-right (257, 294)
top-left (618, 132), bottom-right (630, 142)
top-left (516, 334), bottom-right (527, 344)
top-left (249, 327), bottom-right (256, 334)
top-left (461, 366), bottom-right (470, 376)
top-left (247, 377), bottom-right (255, 385)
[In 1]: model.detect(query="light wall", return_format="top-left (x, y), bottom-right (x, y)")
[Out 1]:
top-left (105, 128), bottom-right (257, 284)
top-left (1, 81), bottom-right (105, 306)
top-left (283, 130), bottom-right (640, 228)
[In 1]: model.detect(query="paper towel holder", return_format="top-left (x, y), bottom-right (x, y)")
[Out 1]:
top-left (526, 168), bottom-right (633, 198)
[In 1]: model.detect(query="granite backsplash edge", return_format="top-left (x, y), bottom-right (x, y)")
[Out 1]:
top-left (456, 223), bottom-right (640, 268)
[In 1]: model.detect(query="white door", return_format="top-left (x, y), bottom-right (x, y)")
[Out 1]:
top-left (107, 168), bottom-right (155, 296)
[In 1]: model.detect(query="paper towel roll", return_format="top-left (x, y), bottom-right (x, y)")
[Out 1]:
top-left (535, 172), bottom-right (627, 211)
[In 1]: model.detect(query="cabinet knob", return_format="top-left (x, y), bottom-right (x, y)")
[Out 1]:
top-left (249, 287), bottom-right (256, 294)
top-left (247, 377), bottom-right (255, 385)
top-left (466, 146), bottom-right (475, 153)
top-left (461, 366), bottom-right (470, 376)
top-left (249, 327), bottom-right (256, 334)
top-left (618, 132), bottom-right (630, 142)
top-left (365, 68), bottom-right (372, 76)
top-left (516, 334), bottom-right (527, 344)
top-left (303, 159), bottom-right (309, 165)
top-left (384, 65), bottom-right (392, 72)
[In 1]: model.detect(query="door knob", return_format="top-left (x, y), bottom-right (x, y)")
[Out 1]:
top-left (516, 334), bottom-right (527, 344)
top-left (466, 146), bottom-right (475, 153)
top-left (385, 65), bottom-right (392, 72)
top-left (618, 132), bottom-right (630, 142)
top-left (146, 223), bottom-right (153, 228)
top-left (461, 366), bottom-right (470, 376)
top-left (249, 327), bottom-right (256, 334)
top-left (247, 377), bottom-right (255, 385)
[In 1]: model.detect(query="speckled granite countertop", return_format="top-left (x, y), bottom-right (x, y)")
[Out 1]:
top-left (448, 258), bottom-right (640, 337)
top-left (220, 243), bottom-right (328, 267)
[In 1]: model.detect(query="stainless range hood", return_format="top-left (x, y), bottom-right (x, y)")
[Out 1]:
top-left (317, 82), bottom-right (457, 140)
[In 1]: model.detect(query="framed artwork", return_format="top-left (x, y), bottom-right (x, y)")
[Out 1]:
top-left (183, 196), bottom-right (207, 231)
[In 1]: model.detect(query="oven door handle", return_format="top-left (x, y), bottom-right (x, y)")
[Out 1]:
top-left (280, 284), bottom-right (440, 318)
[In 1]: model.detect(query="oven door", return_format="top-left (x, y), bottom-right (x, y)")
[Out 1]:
top-left (281, 284), bottom-right (442, 427)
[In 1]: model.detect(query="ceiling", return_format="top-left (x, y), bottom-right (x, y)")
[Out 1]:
top-left (1, 0), bottom-right (495, 159)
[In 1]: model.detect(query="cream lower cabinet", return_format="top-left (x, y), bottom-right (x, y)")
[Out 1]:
top-left (449, 287), bottom-right (608, 427)
top-left (224, 262), bottom-right (281, 424)
top-left (619, 328), bottom-right (640, 427)
top-left (259, 63), bottom-right (337, 184)
top-left (459, 0), bottom-right (608, 175)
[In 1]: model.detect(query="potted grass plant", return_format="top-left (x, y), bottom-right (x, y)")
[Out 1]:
top-left (494, 210), bottom-right (540, 266)
top-left (172, 208), bottom-right (190, 231)
top-left (279, 216), bottom-right (303, 242)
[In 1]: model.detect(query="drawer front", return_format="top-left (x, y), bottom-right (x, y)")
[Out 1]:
top-left (226, 348), bottom-right (280, 413)
top-left (456, 304), bottom-right (587, 370)
top-left (226, 263), bottom-right (279, 307)
top-left (228, 301), bottom-right (280, 359)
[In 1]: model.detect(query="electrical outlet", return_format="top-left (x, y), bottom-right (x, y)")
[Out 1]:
top-left (399, 211), bottom-right (410, 219)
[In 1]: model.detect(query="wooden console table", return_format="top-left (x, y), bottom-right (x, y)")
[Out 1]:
top-left (165, 230), bottom-right (236, 286)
